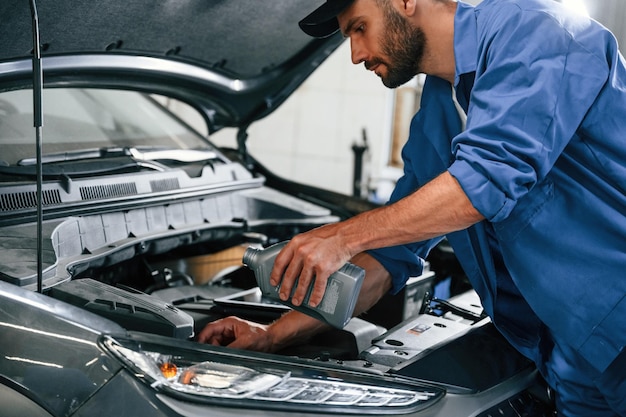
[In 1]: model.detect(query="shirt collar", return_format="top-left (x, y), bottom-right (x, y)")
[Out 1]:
top-left (453, 1), bottom-right (478, 88)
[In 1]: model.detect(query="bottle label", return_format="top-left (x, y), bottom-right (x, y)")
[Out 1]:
top-left (318, 279), bottom-right (342, 314)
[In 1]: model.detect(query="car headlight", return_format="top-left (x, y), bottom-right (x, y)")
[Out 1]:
top-left (101, 334), bottom-right (444, 414)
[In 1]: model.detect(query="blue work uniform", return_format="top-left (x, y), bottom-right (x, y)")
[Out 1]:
top-left (367, 1), bottom-right (626, 414)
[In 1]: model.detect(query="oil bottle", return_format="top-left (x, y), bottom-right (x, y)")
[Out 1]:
top-left (242, 241), bottom-right (365, 328)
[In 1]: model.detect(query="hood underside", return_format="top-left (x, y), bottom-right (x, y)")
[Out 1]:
top-left (0, 0), bottom-right (343, 132)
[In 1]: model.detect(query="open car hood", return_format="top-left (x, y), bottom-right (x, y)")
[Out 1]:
top-left (0, 0), bottom-right (343, 133)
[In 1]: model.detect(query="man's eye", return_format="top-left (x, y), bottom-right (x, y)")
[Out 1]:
top-left (356, 24), bottom-right (365, 33)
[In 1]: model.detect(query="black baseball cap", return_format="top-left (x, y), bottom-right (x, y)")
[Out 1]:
top-left (298, 0), bottom-right (356, 38)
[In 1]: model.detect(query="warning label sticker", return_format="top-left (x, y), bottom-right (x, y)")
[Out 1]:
top-left (407, 323), bottom-right (431, 335)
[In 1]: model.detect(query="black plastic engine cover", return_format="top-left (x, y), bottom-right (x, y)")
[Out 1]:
top-left (48, 278), bottom-right (194, 339)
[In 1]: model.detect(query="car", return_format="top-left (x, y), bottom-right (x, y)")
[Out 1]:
top-left (0, 1), bottom-right (556, 416)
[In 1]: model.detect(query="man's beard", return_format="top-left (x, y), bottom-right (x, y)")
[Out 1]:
top-left (376, 3), bottom-right (426, 88)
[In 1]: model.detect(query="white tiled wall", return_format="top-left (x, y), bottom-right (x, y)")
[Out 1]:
top-left (210, 42), bottom-right (394, 196)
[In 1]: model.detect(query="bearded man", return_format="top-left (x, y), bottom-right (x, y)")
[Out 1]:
top-left (199, 1), bottom-right (626, 415)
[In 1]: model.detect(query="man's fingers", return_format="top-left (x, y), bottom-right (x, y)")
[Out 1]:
top-left (270, 242), bottom-right (294, 286)
top-left (197, 324), bottom-right (218, 343)
top-left (199, 331), bottom-right (228, 346)
top-left (277, 260), bottom-right (304, 303)
top-left (306, 273), bottom-right (330, 307)
top-left (197, 318), bottom-right (236, 345)
top-left (268, 233), bottom-right (350, 308)
top-left (289, 265), bottom-right (315, 306)
top-left (274, 244), bottom-right (303, 302)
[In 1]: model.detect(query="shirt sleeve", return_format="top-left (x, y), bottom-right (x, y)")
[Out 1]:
top-left (448, 3), bottom-right (610, 222)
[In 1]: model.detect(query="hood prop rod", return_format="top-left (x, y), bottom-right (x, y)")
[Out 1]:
top-left (29, 0), bottom-right (44, 293)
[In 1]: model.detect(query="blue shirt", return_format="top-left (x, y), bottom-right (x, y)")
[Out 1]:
top-left (368, 0), bottom-right (626, 373)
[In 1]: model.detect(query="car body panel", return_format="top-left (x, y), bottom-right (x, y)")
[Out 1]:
top-left (0, 280), bottom-right (123, 415)
top-left (0, 0), bottom-right (344, 131)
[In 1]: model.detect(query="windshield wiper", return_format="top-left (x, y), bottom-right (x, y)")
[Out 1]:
top-left (1, 147), bottom-right (226, 179)
top-left (127, 147), bottom-right (222, 163)
top-left (0, 157), bottom-right (164, 179)
top-left (17, 146), bottom-right (222, 166)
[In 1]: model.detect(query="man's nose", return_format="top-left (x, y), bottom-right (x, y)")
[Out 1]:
top-left (350, 37), bottom-right (367, 65)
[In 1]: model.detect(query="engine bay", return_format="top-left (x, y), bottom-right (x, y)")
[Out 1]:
top-left (0, 173), bottom-right (555, 415)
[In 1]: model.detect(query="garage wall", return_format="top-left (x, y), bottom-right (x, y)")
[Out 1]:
top-left (209, 42), bottom-right (392, 197)
top-left (588, 0), bottom-right (626, 47)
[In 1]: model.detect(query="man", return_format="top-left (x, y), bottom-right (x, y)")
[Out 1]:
top-left (198, 1), bottom-right (626, 415)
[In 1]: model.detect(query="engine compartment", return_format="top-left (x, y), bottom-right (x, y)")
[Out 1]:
top-left (41, 223), bottom-right (486, 369)
top-left (23, 201), bottom-right (471, 364)
top-left (45, 233), bottom-right (418, 361)
top-left (0, 172), bottom-right (556, 415)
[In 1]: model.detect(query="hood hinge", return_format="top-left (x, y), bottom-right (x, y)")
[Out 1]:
top-left (236, 125), bottom-right (253, 170)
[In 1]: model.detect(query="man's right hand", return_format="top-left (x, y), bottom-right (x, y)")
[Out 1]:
top-left (196, 316), bottom-right (276, 352)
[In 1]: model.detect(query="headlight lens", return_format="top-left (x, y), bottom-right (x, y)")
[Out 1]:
top-left (102, 334), bottom-right (444, 414)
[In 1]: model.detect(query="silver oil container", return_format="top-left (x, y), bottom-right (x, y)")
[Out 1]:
top-left (242, 241), bottom-right (365, 328)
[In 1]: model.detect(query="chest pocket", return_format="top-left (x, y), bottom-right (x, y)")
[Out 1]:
top-left (492, 179), bottom-right (554, 242)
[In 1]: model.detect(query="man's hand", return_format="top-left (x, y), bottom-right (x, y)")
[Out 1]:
top-left (270, 223), bottom-right (355, 308)
top-left (196, 316), bottom-right (275, 352)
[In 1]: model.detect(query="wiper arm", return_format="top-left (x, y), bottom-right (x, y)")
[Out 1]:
top-left (128, 147), bottom-right (221, 163)
top-left (18, 146), bottom-right (222, 166)
top-left (0, 157), bottom-right (165, 179)
top-left (18, 147), bottom-right (127, 165)
top-left (4, 147), bottom-right (223, 179)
